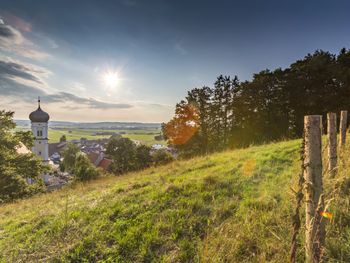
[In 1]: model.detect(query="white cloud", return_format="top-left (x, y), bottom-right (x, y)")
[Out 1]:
top-left (0, 19), bottom-right (49, 60)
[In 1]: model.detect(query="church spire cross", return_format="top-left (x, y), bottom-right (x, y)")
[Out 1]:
top-left (38, 96), bottom-right (41, 109)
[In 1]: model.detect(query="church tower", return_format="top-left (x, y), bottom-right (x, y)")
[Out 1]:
top-left (29, 98), bottom-right (50, 164)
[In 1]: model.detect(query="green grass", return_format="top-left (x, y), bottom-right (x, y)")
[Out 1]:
top-left (0, 138), bottom-right (349, 262)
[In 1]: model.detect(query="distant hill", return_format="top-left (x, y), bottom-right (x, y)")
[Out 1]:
top-left (0, 139), bottom-right (348, 262)
top-left (15, 120), bottom-right (161, 130)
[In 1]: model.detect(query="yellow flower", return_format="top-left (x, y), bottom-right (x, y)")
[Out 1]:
top-left (320, 212), bottom-right (333, 219)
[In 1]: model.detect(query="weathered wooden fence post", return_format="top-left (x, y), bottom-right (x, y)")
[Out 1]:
top-left (304, 115), bottom-right (324, 263)
top-left (327, 113), bottom-right (337, 177)
top-left (339, 110), bottom-right (348, 146)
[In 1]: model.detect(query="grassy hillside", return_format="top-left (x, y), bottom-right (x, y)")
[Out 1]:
top-left (0, 139), bottom-right (349, 262)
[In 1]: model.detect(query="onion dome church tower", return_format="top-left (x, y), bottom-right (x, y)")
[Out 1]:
top-left (29, 97), bottom-right (50, 164)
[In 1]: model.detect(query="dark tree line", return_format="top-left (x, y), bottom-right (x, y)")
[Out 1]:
top-left (163, 49), bottom-right (350, 157)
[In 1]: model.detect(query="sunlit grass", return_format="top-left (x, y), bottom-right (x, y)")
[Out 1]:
top-left (0, 139), bottom-right (303, 262)
top-left (1, 137), bottom-right (349, 262)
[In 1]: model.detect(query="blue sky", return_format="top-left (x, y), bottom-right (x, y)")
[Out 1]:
top-left (0, 0), bottom-right (349, 122)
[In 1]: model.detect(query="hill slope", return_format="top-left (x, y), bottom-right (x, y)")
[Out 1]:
top-left (0, 139), bottom-right (348, 262)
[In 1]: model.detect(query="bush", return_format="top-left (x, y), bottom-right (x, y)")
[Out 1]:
top-left (60, 135), bottom-right (67, 142)
top-left (73, 154), bottom-right (99, 181)
top-left (136, 145), bottom-right (152, 170)
top-left (154, 135), bottom-right (164, 141)
top-left (152, 149), bottom-right (174, 166)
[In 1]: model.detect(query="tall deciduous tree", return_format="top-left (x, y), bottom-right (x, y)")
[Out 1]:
top-left (186, 86), bottom-right (212, 153)
top-left (106, 137), bottom-right (137, 174)
top-left (0, 110), bottom-right (47, 202)
top-left (163, 101), bottom-right (200, 157)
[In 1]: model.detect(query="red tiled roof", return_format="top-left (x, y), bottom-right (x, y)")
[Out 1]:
top-left (98, 158), bottom-right (112, 171)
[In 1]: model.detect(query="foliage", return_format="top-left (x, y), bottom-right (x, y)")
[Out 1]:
top-left (0, 110), bottom-right (46, 202)
top-left (152, 149), bottom-right (174, 166)
top-left (73, 154), bottom-right (99, 181)
top-left (163, 102), bottom-right (200, 146)
top-left (61, 143), bottom-right (80, 173)
top-left (109, 134), bottom-right (122, 140)
top-left (106, 137), bottom-right (138, 174)
top-left (60, 143), bottom-right (99, 181)
top-left (135, 145), bottom-right (152, 170)
top-left (106, 137), bottom-right (158, 174)
top-left (164, 49), bottom-right (350, 157)
top-left (60, 134), bottom-right (67, 142)
top-left (154, 134), bottom-right (163, 141)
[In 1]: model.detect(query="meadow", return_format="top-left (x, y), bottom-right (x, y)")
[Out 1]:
top-left (15, 126), bottom-right (165, 146)
top-left (1, 138), bottom-right (349, 262)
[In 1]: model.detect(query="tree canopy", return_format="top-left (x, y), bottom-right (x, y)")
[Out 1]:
top-left (106, 137), bottom-right (164, 174)
top-left (163, 49), bottom-right (350, 157)
top-left (0, 110), bottom-right (47, 202)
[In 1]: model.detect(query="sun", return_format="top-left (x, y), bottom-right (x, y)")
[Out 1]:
top-left (103, 71), bottom-right (120, 88)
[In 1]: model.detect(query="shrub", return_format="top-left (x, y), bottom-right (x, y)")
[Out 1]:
top-left (152, 149), bottom-right (174, 166)
top-left (73, 154), bottom-right (99, 181)
top-left (136, 145), bottom-right (152, 170)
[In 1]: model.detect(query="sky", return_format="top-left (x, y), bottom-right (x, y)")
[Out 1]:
top-left (0, 0), bottom-right (350, 122)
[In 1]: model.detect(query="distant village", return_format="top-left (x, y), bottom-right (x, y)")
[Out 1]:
top-left (49, 138), bottom-right (171, 171)
top-left (24, 99), bottom-right (174, 189)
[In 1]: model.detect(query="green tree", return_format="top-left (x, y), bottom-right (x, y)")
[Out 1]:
top-left (163, 101), bottom-right (200, 157)
top-left (73, 154), bottom-right (99, 181)
top-left (164, 49), bottom-right (350, 156)
top-left (0, 110), bottom-right (47, 202)
top-left (186, 86), bottom-right (212, 154)
top-left (59, 135), bottom-right (67, 143)
top-left (135, 145), bottom-right (152, 169)
top-left (161, 123), bottom-right (168, 140)
top-left (106, 137), bottom-right (137, 174)
top-left (61, 143), bottom-right (80, 172)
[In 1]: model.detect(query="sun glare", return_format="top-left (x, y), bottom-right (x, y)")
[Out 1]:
top-left (103, 71), bottom-right (120, 88)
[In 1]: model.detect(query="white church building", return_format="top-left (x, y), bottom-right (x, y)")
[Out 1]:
top-left (29, 98), bottom-right (50, 182)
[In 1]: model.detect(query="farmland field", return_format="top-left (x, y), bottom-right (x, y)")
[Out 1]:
top-left (15, 126), bottom-right (166, 146)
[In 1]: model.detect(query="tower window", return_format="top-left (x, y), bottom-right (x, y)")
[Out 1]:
top-left (39, 151), bottom-right (41, 155)
top-left (37, 130), bottom-right (43, 137)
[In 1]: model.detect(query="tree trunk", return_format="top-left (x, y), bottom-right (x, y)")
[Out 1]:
top-left (339, 110), bottom-right (347, 146)
top-left (304, 115), bottom-right (324, 263)
top-left (327, 113), bottom-right (337, 177)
